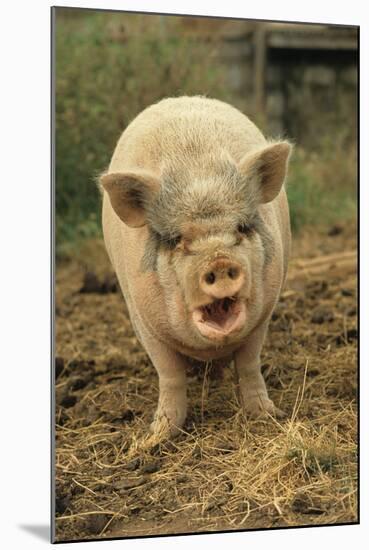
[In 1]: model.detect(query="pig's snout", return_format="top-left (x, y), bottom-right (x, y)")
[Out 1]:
top-left (200, 258), bottom-right (245, 299)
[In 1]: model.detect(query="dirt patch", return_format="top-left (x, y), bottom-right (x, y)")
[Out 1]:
top-left (54, 223), bottom-right (357, 542)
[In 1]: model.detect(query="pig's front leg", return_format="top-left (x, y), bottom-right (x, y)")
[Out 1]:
top-left (135, 321), bottom-right (187, 437)
top-left (151, 354), bottom-right (187, 438)
top-left (235, 322), bottom-right (285, 419)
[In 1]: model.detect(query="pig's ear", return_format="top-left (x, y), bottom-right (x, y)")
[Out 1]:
top-left (100, 170), bottom-right (160, 227)
top-left (238, 141), bottom-right (292, 203)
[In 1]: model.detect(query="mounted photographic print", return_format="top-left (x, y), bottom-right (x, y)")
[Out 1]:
top-left (52, 6), bottom-right (358, 543)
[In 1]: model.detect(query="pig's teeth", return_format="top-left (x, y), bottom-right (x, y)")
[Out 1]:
top-left (222, 298), bottom-right (233, 313)
top-left (201, 297), bottom-right (237, 323)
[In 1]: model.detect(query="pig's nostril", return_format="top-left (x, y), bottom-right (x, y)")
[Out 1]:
top-left (205, 272), bottom-right (216, 285)
top-left (228, 267), bottom-right (239, 280)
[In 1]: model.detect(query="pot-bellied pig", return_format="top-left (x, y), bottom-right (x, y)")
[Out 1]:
top-left (101, 96), bottom-right (292, 437)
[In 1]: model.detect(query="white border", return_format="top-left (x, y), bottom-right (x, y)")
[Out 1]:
top-left (1, 1), bottom-right (366, 548)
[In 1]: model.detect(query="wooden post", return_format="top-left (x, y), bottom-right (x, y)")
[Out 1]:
top-left (254, 24), bottom-right (267, 115)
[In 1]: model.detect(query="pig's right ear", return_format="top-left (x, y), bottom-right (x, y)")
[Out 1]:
top-left (100, 171), bottom-right (160, 227)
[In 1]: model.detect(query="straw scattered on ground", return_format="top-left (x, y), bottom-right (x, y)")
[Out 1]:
top-left (54, 223), bottom-right (357, 542)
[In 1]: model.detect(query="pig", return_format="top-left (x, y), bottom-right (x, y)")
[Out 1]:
top-left (100, 96), bottom-right (292, 437)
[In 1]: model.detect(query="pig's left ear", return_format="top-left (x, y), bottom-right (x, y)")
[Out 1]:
top-left (238, 141), bottom-right (292, 203)
top-left (100, 170), bottom-right (160, 227)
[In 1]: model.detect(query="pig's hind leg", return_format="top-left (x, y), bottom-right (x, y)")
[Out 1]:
top-left (235, 321), bottom-right (285, 420)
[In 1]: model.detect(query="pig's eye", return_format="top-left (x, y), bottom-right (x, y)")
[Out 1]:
top-left (237, 223), bottom-right (255, 237)
top-left (165, 234), bottom-right (182, 248)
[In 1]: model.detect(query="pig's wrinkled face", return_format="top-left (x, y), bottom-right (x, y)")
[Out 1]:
top-left (156, 222), bottom-right (267, 344)
top-left (144, 159), bottom-right (274, 345)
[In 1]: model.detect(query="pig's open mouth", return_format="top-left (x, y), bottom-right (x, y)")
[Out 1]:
top-left (192, 296), bottom-right (246, 340)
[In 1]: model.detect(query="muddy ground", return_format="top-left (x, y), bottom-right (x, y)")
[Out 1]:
top-left (54, 223), bottom-right (357, 542)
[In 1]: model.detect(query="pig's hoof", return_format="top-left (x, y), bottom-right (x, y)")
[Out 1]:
top-left (150, 414), bottom-right (184, 439)
top-left (243, 396), bottom-right (286, 420)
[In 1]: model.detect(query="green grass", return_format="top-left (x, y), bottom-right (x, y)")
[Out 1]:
top-left (287, 144), bottom-right (357, 232)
